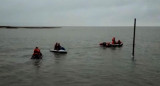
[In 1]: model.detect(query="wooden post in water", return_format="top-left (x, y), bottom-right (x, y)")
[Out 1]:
top-left (132, 18), bottom-right (136, 59)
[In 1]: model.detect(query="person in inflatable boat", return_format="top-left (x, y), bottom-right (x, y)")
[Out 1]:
top-left (112, 37), bottom-right (116, 44)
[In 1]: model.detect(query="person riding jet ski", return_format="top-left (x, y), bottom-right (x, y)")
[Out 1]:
top-left (32, 47), bottom-right (42, 59)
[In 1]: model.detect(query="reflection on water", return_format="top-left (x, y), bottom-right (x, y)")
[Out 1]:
top-left (52, 53), bottom-right (67, 64)
top-left (53, 53), bottom-right (67, 58)
top-left (32, 59), bottom-right (42, 68)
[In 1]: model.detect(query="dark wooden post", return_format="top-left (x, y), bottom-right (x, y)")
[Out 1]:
top-left (132, 18), bottom-right (136, 59)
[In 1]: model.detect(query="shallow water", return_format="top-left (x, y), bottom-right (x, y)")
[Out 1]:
top-left (0, 27), bottom-right (160, 86)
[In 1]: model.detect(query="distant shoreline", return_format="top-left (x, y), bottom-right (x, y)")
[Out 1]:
top-left (0, 26), bottom-right (61, 29)
top-left (0, 26), bottom-right (159, 29)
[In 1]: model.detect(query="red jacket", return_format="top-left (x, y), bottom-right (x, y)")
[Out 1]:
top-left (112, 37), bottom-right (116, 44)
top-left (33, 49), bottom-right (40, 54)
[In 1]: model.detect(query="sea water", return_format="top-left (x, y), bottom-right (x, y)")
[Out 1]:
top-left (0, 27), bottom-right (160, 86)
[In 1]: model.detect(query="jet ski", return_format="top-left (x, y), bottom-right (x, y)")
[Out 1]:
top-left (50, 47), bottom-right (67, 53)
top-left (31, 53), bottom-right (42, 59)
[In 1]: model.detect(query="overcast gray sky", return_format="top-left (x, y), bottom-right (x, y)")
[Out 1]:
top-left (0, 0), bottom-right (159, 26)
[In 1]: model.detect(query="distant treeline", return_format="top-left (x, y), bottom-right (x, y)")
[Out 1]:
top-left (0, 26), bottom-right (61, 29)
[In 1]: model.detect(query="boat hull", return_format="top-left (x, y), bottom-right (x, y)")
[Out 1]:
top-left (50, 49), bottom-right (67, 53)
top-left (99, 42), bottom-right (123, 47)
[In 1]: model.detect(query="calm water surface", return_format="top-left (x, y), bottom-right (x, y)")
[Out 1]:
top-left (0, 27), bottom-right (160, 86)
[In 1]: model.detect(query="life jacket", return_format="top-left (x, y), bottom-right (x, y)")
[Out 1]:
top-left (34, 49), bottom-right (40, 54)
top-left (112, 37), bottom-right (116, 44)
